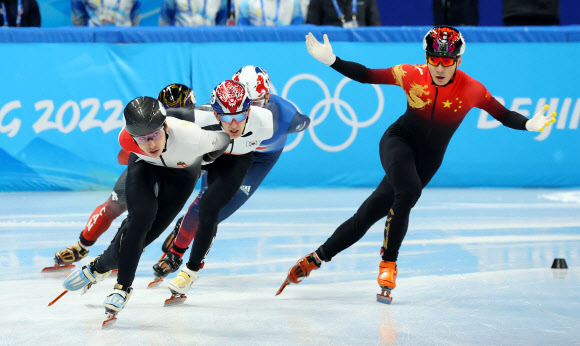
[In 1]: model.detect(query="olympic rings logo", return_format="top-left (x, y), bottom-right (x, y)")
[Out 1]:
top-left (279, 73), bottom-right (385, 152)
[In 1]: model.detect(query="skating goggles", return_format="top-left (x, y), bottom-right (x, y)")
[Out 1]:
top-left (427, 56), bottom-right (457, 67)
top-left (218, 110), bottom-right (249, 124)
top-left (133, 128), bottom-right (164, 145)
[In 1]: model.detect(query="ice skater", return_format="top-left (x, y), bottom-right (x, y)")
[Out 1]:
top-left (55, 96), bottom-right (229, 326)
top-left (277, 26), bottom-right (557, 303)
top-left (160, 74), bottom-right (308, 304)
top-left (45, 84), bottom-right (195, 272)
top-left (151, 66), bottom-right (311, 291)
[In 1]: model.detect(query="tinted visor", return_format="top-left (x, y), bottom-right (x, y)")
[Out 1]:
top-left (219, 110), bottom-right (249, 124)
top-left (428, 56), bottom-right (456, 67)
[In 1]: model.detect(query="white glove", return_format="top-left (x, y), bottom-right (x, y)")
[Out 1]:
top-left (305, 32), bottom-right (337, 66)
top-left (525, 105), bottom-right (557, 132)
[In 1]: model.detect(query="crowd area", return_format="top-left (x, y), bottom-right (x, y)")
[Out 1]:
top-left (0, 0), bottom-right (563, 28)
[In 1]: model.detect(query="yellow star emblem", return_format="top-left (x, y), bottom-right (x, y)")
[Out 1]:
top-left (443, 100), bottom-right (452, 108)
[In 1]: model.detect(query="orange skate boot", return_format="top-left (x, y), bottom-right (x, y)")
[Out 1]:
top-left (276, 252), bottom-right (322, 296)
top-left (376, 260), bottom-right (397, 304)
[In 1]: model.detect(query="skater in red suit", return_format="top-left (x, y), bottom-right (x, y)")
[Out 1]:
top-left (277, 26), bottom-right (557, 303)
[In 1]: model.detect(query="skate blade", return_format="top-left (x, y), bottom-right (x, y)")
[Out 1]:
top-left (164, 293), bottom-right (187, 306)
top-left (102, 313), bottom-right (117, 328)
top-left (376, 288), bottom-right (393, 304)
top-left (147, 277), bottom-right (163, 288)
top-left (81, 283), bottom-right (93, 296)
top-left (48, 290), bottom-right (68, 306)
top-left (275, 278), bottom-right (291, 296)
top-left (41, 264), bottom-right (76, 272)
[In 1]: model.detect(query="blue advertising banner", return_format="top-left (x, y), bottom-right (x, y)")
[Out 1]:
top-left (1, 36), bottom-right (578, 191)
top-left (0, 43), bottom-right (192, 190)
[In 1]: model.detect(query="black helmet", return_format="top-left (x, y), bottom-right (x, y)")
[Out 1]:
top-left (423, 26), bottom-right (466, 57)
top-left (123, 96), bottom-right (167, 136)
top-left (157, 83), bottom-right (196, 108)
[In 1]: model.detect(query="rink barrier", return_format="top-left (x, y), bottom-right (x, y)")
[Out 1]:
top-left (1, 25), bottom-right (580, 43)
top-left (1, 27), bottom-right (579, 191)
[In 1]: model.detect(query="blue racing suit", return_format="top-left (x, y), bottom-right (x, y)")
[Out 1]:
top-left (172, 94), bottom-right (310, 259)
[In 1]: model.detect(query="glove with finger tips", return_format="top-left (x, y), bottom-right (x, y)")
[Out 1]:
top-left (525, 105), bottom-right (558, 132)
top-left (305, 32), bottom-right (337, 66)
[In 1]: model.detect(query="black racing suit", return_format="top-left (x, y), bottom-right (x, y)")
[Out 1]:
top-left (94, 117), bottom-right (229, 288)
top-left (315, 57), bottom-right (529, 263)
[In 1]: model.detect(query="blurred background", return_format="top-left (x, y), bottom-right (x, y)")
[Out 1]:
top-left (27, 0), bottom-right (580, 28)
top-left (1, 0), bottom-right (579, 192)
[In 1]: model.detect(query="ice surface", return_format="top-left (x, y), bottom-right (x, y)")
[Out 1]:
top-left (0, 188), bottom-right (579, 344)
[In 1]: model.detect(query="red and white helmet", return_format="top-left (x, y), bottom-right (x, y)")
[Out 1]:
top-left (232, 65), bottom-right (272, 100)
top-left (210, 80), bottom-right (252, 114)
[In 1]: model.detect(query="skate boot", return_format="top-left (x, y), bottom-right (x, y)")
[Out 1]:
top-left (55, 241), bottom-right (89, 265)
top-left (103, 284), bottom-right (133, 328)
top-left (376, 261), bottom-right (397, 304)
top-left (276, 252), bottom-right (322, 295)
top-left (153, 252), bottom-right (183, 279)
top-left (43, 241), bottom-right (89, 272)
top-left (63, 257), bottom-right (111, 292)
top-left (165, 266), bottom-right (199, 306)
top-left (104, 284), bottom-right (133, 313)
top-left (149, 251), bottom-right (183, 287)
top-left (168, 266), bottom-right (199, 295)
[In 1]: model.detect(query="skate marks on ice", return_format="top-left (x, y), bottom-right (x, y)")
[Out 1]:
top-left (2, 267), bottom-right (579, 344)
top-left (1, 189), bottom-right (580, 343)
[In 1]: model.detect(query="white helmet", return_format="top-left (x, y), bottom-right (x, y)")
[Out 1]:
top-left (232, 65), bottom-right (272, 103)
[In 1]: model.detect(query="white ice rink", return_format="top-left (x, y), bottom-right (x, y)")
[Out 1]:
top-left (1, 188), bottom-right (579, 345)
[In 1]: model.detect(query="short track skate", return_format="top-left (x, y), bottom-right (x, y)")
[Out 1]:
top-left (148, 277), bottom-right (164, 288)
top-left (41, 264), bottom-right (76, 272)
top-left (48, 290), bottom-right (69, 306)
top-left (164, 291), bottom-right (187, 306)
top-left (376, 287), bottom-right (393, 304)
top-left (82, 283), bottom-right (93, 295)
top-left (102, 309), bottom-right (118, 328)
top-left (275, 278), bottom-right (291, 296)
top-left (44, 242), bottom-right (89, 272)
top-left (148, 253), bottom-right (167, 288)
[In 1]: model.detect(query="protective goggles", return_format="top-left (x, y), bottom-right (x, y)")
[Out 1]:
top-left (427, 55), bottom-right (456, 67)
top-left (218, 110), bottom-right (249, 124)
top-left (133, 128), bottom-right (164, 145)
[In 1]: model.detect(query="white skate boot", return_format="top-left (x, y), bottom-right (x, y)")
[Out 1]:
top-left (104, 284), bottom-right (133, 313)
top-left (164, 266), bottom-right (199, 306)
top-left (63, 257), bottom-right (111, 292)
top-left (102, 284), bottom-right (133, 328)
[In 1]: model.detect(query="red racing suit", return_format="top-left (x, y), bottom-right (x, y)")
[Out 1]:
top-left (316, 58), bottom-right (528, 263)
